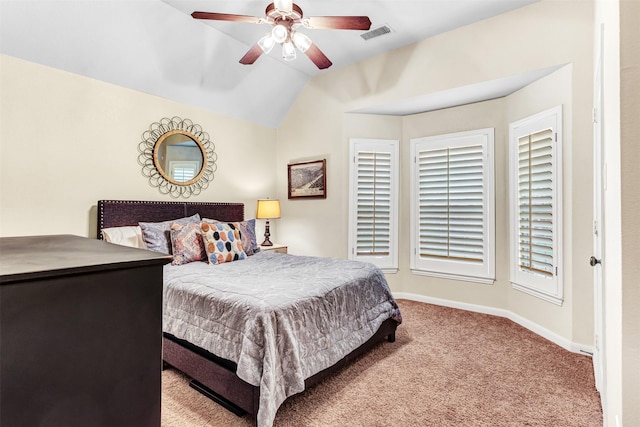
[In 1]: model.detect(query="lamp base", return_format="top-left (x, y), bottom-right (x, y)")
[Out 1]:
top-left (261, 220), bottom-right (273, 246)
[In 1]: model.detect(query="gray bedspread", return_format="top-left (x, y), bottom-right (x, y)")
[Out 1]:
top-left (163, 251), bottom-right (402, 427)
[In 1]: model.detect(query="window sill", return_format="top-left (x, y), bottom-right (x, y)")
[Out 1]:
top-left (410, 269), bottom-right (494, 285)
top-left (511, 282), bottom-right (564, 306)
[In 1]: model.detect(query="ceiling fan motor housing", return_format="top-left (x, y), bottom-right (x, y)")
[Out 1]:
top-left (266, 2), bottom-right (303, 22)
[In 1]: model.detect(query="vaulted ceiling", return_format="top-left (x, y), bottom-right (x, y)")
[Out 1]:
top-left (0, 0), bottom-right (538, 128)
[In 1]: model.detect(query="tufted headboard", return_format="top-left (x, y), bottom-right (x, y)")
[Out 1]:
top-left (97, 200), bottom-right (245, 239)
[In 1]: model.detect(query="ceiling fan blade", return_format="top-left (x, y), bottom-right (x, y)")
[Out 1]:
top-left (305, 16), bottom-right (371, 30)
top-left (239, 43), bottom-right (264, 65)
top-left (305, 44), bottom-right (332, 70)
top-left (273, 0), bottom-right (293, 13)
top-left (191, 11), bottom-right (262, 24)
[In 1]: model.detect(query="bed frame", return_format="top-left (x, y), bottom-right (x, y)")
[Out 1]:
top-left (97, 199), bottom-right (399, 423)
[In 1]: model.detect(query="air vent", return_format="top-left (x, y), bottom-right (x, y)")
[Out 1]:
top-left (360, 25), bottom-right (392, 41)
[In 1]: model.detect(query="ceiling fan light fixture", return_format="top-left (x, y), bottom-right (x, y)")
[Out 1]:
top-left (282, 41), bottom-right (296, 61)
top-left (292, 31), bottom-right (312, 53)
top-left (191, 2), bottom-right (370, 70)
top-left (258, 34), bottom-right (276, 53)
top-left (271, 24), bottom-right (288, 43)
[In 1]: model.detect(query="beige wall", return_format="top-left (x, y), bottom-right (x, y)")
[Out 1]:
top-left (0, 55), bottom-right (278, 239)
top-left (619, 0), bottom-right (639, 425)
top-left (277, 0), bottom-right (594, 348)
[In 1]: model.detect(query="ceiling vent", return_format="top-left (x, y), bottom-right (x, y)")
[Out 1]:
top-left (360, 25), bottom-right (392, 41)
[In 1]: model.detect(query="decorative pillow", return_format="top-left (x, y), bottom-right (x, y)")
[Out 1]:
top-left (237, 219), bottom-right (261, 255)
top-left (203, 218), bottom-right (260, 256)
top-left (102, 226), bottom-right (146, 249)
top-left (169, 222), bottom-right (206, 265)
top-left (201, 222), bottom-right (247, 265)
top-left (139, 214), bottom-right (201, 254)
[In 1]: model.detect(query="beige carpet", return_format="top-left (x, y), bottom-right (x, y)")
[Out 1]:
top-left (162, 299), bottom-right (603, 426)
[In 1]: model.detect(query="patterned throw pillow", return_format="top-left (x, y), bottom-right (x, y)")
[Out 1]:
top-left (201, 222), bottom-right (247, 265)
top-left (169, 222), bottom-right (206, 265)
top-left (203, 218), bottom-right (260, 256)
top-left (139, 214), bottom-right (201, 254)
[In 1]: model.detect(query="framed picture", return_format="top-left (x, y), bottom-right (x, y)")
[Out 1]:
top-left (288, 159), bottom-right (327, 199)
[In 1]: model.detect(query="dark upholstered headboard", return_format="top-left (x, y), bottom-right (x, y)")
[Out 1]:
top-left (97, 200), bottom-right (245, 239)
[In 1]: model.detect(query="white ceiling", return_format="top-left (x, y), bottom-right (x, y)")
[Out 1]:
top-left (0, 0), bottom-right (538, 128)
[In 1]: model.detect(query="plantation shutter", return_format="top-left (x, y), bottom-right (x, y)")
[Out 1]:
top-left (410, 129), bottom-right (495, 283)
top-left (509, 106), bottom-right (563, 305)
top-left (517, 129), bottom-right (554, 277)
top-left (356, 151), bottom-right (391, 256)
top-left (169, 161), bottom-right (199, 182)
top-left (418, 144), bottom-right (485, 263)
top-left (172, 167), bottom-right (196, 182)
top-left (348, 139), bottom-right (399, 272)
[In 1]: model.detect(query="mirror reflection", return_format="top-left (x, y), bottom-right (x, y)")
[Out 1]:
top-left (154, 131), bottom-right (205, 184)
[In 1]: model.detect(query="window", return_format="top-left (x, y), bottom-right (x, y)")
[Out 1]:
top-left (509, 106), bottom-right (563, 305)
top-left (348, 139), bottom-right (399, 272)
top-left (410, 129), bottom-right (495, 284)
top-left (169, 161), bottom-right (200, 182)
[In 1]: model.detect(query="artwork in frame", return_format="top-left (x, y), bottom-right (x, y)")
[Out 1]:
top-left (288, 159), bottom-right (327, 199)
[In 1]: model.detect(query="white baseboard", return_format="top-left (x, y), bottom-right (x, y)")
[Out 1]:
top-left (393, 292), bottom-right (593, 356)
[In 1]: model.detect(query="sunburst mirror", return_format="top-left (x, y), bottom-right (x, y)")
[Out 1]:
top-left (138, 117), bottom-right (217, 198)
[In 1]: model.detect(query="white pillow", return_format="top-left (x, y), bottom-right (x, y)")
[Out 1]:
top-left (102, 226), bottom-right (147, 249)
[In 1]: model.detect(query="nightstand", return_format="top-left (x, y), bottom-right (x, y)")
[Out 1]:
top-left (260, 243), bottom-right (288, 254)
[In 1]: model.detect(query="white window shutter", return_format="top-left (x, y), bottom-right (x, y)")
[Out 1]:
top-left (517, 129), bottom-right (554, 277)
top-left (349, 139), bottom-right (399, 272)
top-left (509, 106), bottom-right (563, 305)
top-left (411, 129), bottom-right (495, 284)
top-left (418, 144), bottom-right (485, 262)
top-left (169, 161), bottom-right (200, 182)
top-left (355, 151), bottom-right (392, 256)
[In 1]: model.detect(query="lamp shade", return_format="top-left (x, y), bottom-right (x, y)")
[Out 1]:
top-left (258, 34), bottom-right (276, 54)
top-left (281, 41), bottom-right (296, 61)
top-left (256, 199), bottom-right (281, 219)
top-left (292, 31), bottom-right (312, 53)
top-left (271, 24), bottom-right (288, 44)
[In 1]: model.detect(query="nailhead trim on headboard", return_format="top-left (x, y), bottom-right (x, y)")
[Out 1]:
top-left (97, 200), bottom-right (245, 239)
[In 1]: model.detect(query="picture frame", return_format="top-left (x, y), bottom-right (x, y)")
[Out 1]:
top-left (288, 159), bottom-right (327, 199)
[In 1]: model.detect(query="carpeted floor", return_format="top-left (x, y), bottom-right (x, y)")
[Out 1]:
top-left (162, 299), bottom-right (603, 426)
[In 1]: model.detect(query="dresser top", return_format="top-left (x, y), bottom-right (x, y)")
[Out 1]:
top-left (0, 234), bottom-right (171, 284)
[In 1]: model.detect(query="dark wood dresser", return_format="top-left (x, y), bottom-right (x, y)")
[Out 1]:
top-left (0, 234), bottom-right (171, 427)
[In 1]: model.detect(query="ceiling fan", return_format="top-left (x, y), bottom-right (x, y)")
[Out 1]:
top-left (191, 0), bottom-right (372, 69)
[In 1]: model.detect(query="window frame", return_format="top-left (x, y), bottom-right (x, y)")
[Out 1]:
top-left (348, 138), bottom-right (399, 273)
top-left (508, 105), bottom-right (563, 305)
top-left (410, 128), bottom-right (495, 284)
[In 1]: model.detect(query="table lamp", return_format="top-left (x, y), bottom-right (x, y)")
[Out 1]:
top-left (256, 199), bottom-right (281, 246)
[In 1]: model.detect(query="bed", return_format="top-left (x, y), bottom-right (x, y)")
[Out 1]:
top-left (97, 199), bottom-right (401, 427)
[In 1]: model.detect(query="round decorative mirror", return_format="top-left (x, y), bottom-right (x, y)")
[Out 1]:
top-left (154, 130), bottom-right (205, 185)
top-left (138, 117), bottom-right (217, 198)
